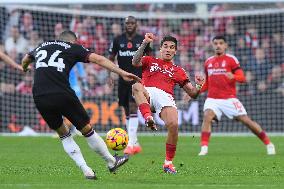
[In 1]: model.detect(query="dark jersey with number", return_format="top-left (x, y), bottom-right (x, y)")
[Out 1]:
top-left (109, 33), bottom-right (151, 78)
top-left (28, 40), bottom-right (91, 97)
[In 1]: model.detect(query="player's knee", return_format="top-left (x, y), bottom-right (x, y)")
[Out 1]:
top-left (166, 120), bottom-right (178, 132)
top-left (132, 83), bottom-right (143, 94)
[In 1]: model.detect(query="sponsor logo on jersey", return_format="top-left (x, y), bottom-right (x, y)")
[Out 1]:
top-left (118, 50), bottom-right (136, 57)
top-left (208, 68), bottom-right (227, 76)
top-left (150, 63), bottom-right (174, 78)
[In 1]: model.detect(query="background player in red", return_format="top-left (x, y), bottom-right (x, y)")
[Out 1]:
top-left (198, 35), bottom-right (276, 156)
top-left (132, 33), bottom-right (205, 174)
top-left (109, 16), bottom-right (151, 155)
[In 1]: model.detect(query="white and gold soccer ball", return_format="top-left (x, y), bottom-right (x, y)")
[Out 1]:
top-left (105, 128), bottom-right (128, 151)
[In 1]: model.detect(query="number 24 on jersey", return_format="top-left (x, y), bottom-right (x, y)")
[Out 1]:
top-left (35, 50), bottom-right (65, 72)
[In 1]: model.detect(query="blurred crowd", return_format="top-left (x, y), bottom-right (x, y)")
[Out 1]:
top-left (0, 4), bottom-right (283, 99)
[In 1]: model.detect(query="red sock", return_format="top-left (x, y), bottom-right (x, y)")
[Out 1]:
top-left (201, 131), bottom-right (211, 146)
top-left (166, 143), bottom-right (176, 161)
top-left (257, 131), bottom-right (271, 145)
top-left (138, 103), bottom-right (151, 120)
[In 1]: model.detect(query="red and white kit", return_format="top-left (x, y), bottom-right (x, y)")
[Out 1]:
top-left (203, 54), bottom-right (247, 120)
top-left (141, 56), bottom-right (189, 115)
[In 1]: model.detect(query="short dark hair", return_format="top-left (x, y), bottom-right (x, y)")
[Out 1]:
top-left (125, 16), bottom-right (137, 23)
top-left (212, 35), bottom-right (227, 42)
top-left (58, 30), bottom-right (77, 42)
top-left (160, 35), bottom-right (178, 49)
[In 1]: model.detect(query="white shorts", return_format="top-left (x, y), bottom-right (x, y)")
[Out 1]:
top-left (203, 98), bottom-right (247, 121)
top-left (145, 87), bottom-right (177, 116)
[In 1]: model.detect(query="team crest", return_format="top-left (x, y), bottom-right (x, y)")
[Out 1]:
top-left (221, 60), bottom-right (226, 67)
top-left (120, 44), bottom-right (125, 48)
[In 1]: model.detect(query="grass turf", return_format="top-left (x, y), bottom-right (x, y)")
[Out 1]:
top-left (0, 136), bottom-right (283, 189)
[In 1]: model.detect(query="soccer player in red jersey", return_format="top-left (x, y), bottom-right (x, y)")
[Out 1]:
top-left (198, 35), bottom-right (276, 156)
top-left (132, 33), bottom-right (205, 174)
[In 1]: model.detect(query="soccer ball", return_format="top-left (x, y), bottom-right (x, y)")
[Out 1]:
top-left (105, 128), bottom-right (128, 151)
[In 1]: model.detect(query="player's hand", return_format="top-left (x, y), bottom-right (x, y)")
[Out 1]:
top-left (23, 65), bottom-right (32, 72)
top-left (225, 72), bottom-right (235, 80)
top-left (121, 71), bottom-right (141, 82)
top-left (195, 73), bottom-right (205, 86)
top-left (144, 33), bottom-right (154, 43)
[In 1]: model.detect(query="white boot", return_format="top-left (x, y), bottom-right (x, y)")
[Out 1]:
top-left (266, 143), bottom-right (276, 155)
top-left (198, 145), bottom-right (208, 156)
top-left (80, 165), bottom-right (97, 180)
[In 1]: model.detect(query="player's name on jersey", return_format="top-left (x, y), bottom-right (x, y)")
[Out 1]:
top-left (36, 41), bottom-right (71, 51)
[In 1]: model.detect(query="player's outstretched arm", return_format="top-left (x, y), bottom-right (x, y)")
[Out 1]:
top-left (0, 51), bottom-right (23, 71)
top-left (88, 53), bottom-right (140, 82)
top-left (182, 74), bottom-right (206, 99)
top-left (132, 33), bottom-right (154, 67)
top-left (21, 54), bottom-right (33, 72)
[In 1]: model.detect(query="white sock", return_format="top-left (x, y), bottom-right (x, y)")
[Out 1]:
top-left (126, 118), bottom-right (129, 133)
top-left (128, 115), bottom-right (139, 146)
top-left (164, 160), bottom-right (173, 165)
top-left (85, 129), bottom-right (115, 167)
top-left (61, 134), bottom-right (88, 169)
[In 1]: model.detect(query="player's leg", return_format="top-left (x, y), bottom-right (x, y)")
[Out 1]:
top-left (63, 94), bottom-right (129, 172)
top-left (33, 95), bottom-right (95, 179)
top-left (199, 109), bottom-right (216, 156)
top-left (236, 115), bottom-right (276, 155)
top-left (124, 100), bottom-right (142, 155)
top-left (132, 83), bottom-right (157, 131)
top-left (160, 107), bottom-right (179, 174)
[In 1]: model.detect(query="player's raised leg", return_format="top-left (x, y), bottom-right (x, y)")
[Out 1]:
top-left (236, 115), bottom-right (276, 155)
top-left (80, 124), bottom-right (129, 172)
top-left (160, 107), bottom-right (178, 174)
top-left (199, 109), bottom-right (216, 156)
top-left (132, 83), bottom-right (157, 131)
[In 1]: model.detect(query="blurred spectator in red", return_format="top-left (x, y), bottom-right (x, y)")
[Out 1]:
top-left (75, 22), bottom-right (94, 49)
top-left (210, 4), bottom-right (234, 34)
top-left (178, 20), bottom-right (196, 53)
top-left (244, 24), bottom-right (259, 50)
top-left (93, 23), bottom-right (108, 55)
top-left (16, 74), bottom-right (33, 94)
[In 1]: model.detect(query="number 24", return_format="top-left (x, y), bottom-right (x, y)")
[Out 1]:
top-left (35, 50), bottom-right (65, 72)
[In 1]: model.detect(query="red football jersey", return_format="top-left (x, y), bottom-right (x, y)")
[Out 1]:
top-left (141, 56), bottom-right (189, 96)
top-left (204, 54), bottom-right (241, 99)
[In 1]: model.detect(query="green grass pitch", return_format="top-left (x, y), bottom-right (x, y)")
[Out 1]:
top-left (0, 136), bottom-right (283, 189)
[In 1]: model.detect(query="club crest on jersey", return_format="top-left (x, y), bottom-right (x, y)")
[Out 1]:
top-left (221, 60), bottom-right (226, 67)
top-left (120, 44), bottom-right (125, 48)
top-left (150, 63), bottom-right (174, 78)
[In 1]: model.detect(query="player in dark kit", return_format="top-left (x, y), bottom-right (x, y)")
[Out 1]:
top-left (109, 16), bottom-right (151, 155)
top-left (21, 31), bottom-right (140, 180)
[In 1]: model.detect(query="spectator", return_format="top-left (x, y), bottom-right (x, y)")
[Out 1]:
top-left (4, 26), bottom-right (28, 61)
top-left (54, 22), bottom-right (64, 39)
top-left (19, 12), bottom-right (35, 40)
